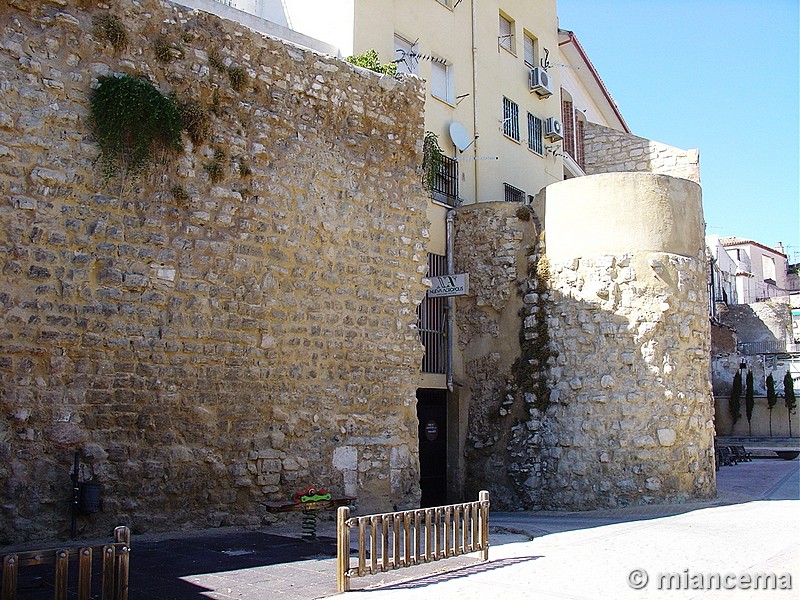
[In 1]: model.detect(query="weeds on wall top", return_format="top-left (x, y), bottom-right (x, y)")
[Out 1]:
top-left (93, 14), bottom-right (128, 52)
top-left (89, 74), bottom-right (184, 179)
top-left (345, 50), bottom-right (397, 76)
top-left (179, 100), bottom-right (212, 147)
top-left (154, 35), bottom-right (183, 64)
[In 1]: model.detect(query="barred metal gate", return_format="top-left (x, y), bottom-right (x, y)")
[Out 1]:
top-left (418, 253), bottom-right (447, 374)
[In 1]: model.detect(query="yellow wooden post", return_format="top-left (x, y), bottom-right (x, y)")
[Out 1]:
top-left (336, 506), bottom-right (351, 592)
top-left (78, 548), bottom-right (92, 600)
top-left (479, 490), bottom-right (490, 561)
top-left (2, 554), bottom-right (18, 600)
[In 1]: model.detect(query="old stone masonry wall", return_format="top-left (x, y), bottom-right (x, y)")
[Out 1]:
top-left (0, 0), bottom-right (428, 543)
top-left (543, 251), bottom-right (716, 508)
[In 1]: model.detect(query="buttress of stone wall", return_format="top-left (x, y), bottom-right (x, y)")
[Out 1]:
top-left (453, 203), bottom-right (544, 510)
top-left (583, 121), bottom-right (700, 184)
top-left (0, 0), bottom-right (428, 543)
top-left (540, 173), bottom-right (716, 510)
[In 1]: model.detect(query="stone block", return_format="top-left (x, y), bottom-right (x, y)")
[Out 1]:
top-left (333, 445), bottom-right (358, 471)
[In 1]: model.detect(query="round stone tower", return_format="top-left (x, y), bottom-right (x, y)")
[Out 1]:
top-left (540, 172), bottom-right (716, 508)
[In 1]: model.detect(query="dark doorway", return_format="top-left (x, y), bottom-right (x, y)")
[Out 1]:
top-left (416, 388), bottom-right (447, 507)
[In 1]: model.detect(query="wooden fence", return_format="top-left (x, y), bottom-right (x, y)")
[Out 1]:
top-left (336, 491), bottom-right (489, 592)
top-left (1, 526), bottom-right (130, 600)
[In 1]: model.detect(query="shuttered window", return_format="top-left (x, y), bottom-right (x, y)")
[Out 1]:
top-left (431, 60), bottom-right (453, 104)
top-left (575, 116), bottom-right (585, 169)
top-left (394, 34), bottom-right (417, 75)
top-left (524, 34), bottom-right (536, 67)
top-left (499, 14), bottom-right (514, 52)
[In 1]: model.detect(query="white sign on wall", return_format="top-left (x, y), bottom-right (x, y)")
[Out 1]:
top-left (427, 273), bottom-right (469, 298)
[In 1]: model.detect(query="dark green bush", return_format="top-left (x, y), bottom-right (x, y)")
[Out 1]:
top-left (89, 74), bottom-right (184, 178)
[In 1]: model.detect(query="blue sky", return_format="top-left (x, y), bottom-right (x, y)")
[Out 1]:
top-left (558, 0), bottom-right (800, 262)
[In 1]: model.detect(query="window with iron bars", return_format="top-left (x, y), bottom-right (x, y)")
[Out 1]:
top-left (431, 155), bottom-right (459, 206)
top-left (527, 113), bottom-right (543, 155)
top-left (502, 97), bottom-right (520, 141)
top-left (418, 253), bottom-right (447, 374)
top-left (504, 183), bottom-right (525, 203)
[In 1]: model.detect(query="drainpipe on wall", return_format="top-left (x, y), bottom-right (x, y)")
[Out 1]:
top-left (470, 0), bottom-right (480, 202)
top-left (446, 209), bottom-right (456, 392)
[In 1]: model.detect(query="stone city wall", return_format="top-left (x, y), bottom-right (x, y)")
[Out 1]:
top-left (583, 121), bottom-right (700, 184)
top-left (454, 175), bottom-right (716, 511)
top-left (0, 0), bottom-right (428, 543)
top-left (452, 203), bottom-right (541, 509)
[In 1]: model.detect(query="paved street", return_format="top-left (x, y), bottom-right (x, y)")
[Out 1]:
top-left (9, 459), bottom-right (797, 599)
top-left (126, 457), bottom-right (800, 599)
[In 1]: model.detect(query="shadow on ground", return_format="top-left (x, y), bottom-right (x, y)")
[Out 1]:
top-left (352, 556), bottom-right (541, 592)
top-left (11, 531), bottom-right (336, 599)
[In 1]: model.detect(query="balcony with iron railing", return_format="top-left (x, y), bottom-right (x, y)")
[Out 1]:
top-left (430, 155), bottom-right (459, 207)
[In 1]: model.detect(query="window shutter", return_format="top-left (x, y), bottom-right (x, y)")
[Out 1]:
top-left (524, 36), bottom-right (535, 66)
top-left (499, 15), bottom-right (512, 51)
top-left (394, 35), bottom-right (417, 75)
top-left (431, 61), bottom-right (448, 102)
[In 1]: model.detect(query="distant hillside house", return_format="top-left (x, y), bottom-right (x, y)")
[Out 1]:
top-left (720, 238), bottom-right (790, 304)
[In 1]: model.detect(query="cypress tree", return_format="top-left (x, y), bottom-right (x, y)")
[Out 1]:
top-left (766, 374), bottom-right (778, 436)
top-left (784, 372), bottom-right (797, 437)
top-left (730, 371), bottom-right (742, 428)
top-left (745, 370), bottom-right (755, 436)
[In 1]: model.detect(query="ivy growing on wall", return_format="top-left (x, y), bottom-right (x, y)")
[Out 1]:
top-left (422, 131), bottom-right (444, 193)
top-left (89, 74), bottom-right (184, 179)
top-left (513, 236), bottom-right (557, 413)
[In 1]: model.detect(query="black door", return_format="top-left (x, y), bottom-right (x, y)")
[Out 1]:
top-left (417, 389), bottom-right (447, 507)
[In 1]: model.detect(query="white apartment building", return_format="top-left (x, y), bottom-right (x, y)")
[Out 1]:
top-left (721, 237), bottom-right (790, 304)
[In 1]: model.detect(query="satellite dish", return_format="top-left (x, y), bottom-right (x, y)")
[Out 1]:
top-left (449, 121), bottom-right (471, 152)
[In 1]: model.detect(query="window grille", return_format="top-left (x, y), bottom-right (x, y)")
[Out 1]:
top-left (574, 116), bottom-right (585, 169)
top-left (418, 254), bottom-right (447, 374)
top-left (503, 97), bottom-right (520, 141)
top-left (504, 183), bottom-right (525, 203)
top-left (431, 155), bottom-right (459, 206)
top-left (561, 99), bottom-right (575, 159)
top-left (527, 113), bottom-right (543, 155)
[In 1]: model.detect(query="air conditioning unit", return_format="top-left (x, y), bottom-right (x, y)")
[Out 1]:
top-left (529, 67), bottom-right (553, 98)
top-left (545, 117), bottom-right (563, 141)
